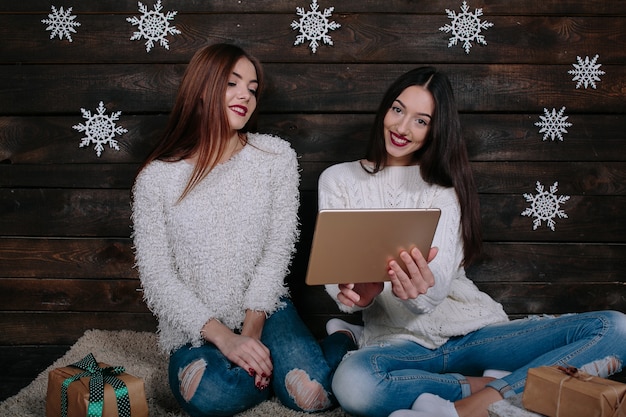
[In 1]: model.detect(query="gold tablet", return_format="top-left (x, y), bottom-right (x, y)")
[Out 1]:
top-left (305, 208), bottom-right (441, 285)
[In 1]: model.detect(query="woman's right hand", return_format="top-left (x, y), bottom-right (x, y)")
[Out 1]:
top-left (336, 246), bottom-right (438, 307)
top-left (388, 246), bottom-right (438, 300)
top-left (337, 282), bottom-right (384, 308)
top-left (219, 333), bottom-right (273, 389)
top-left (202, 319), bottom-right (272, 390)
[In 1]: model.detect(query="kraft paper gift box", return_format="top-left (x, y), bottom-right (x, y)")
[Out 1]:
top-left (522, 366), bottom-right (626, 417)
top-left (46, 353), bottom-right (148, 417)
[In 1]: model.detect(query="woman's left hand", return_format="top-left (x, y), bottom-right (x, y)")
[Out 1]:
top-left (388, 247), bottom-right (438, 300)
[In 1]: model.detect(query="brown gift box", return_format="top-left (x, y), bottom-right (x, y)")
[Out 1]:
top-left (522, 366), bottom-right (626, 417)
top-left (46, 357), bottom-right (148, 417)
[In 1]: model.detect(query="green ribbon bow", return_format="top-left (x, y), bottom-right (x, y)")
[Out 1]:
top-left (60, 353), bottom-right (131, 417)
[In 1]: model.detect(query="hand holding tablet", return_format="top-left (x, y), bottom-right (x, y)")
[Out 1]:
top-left (305, 208), bottom-right (441, 285)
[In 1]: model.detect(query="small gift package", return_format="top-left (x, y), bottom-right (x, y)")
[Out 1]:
top-left (522, 365), bottom-right (626, 417)
top-left (46, 353), bottom-right (148, 417)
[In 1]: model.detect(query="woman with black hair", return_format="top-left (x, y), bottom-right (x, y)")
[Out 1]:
top-left (321, 67), bottom-right (626, 417)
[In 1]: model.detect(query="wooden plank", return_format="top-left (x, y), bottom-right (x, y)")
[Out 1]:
top-left (301, 161), bottom-right (626, 195)
top-left (1, 64), bottom-right (624, 114)
top-left (1, 284), bottom-right (622, 345)
top-left (0, 278), bottom-right (147, 312)
top-left (477, 283), bottom-right (626, 315)
top-left (0, 189), bottom-right (132, 237)
top-left (300, 191), bottom-right (626, 243)
top-left (0, 0), bottom-right (626, 16)
top-left (0, 312), bottom-right (157, 345)
top-left (480, 195), bottom-right (626, 242)
top-left (291, 243), bottom-right (626, 286)
top-left (0, 164), bottom-right (140, 188)
top-left (1, 161), bottom-right (625, 196)
top-left (293, 243), bottom-right (626, 286)
top-left (0, 238), bottom-right (137, 279)
top-left (464, 114), bottom-right (626, 163)
top-left (0, 345), bottom-right (69, 373)
top-left (1, 1), bottom-right (623, 16)
top-left (1, 14), bottom-right (624, 64)
top-left (0, 345), bottom-right (70, 402)
top-left (472, 162), bottom-right (626, 195)
top-left (2, 114), bottom-right (624, 165)
top-left (3, 238), bottom-right (625, 285)
top-left (0, 266), bottom-right (623, 343)
top-left (0, 115), bottom-right (166, 165)
top-left (293, 281), bottom-right (626, 319)
top-left (466, 243), bottom-right (626, 283)
top-left (1, 188), bottom-right (625, 241)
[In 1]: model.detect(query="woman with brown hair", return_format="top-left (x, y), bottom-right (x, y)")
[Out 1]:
top-left (132, 43), bottom-right (354, 416)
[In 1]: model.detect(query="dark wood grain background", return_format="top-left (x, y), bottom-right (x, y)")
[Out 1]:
top-left (1, 0), bottom-right (624, 399)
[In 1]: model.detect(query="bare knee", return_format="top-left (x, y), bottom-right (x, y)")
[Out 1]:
top-left (285, 368), bottom-right (332, 411)
top-left (178, 359), bottom-right (207, 401)
top-left (579, 356), bottom-right (622, 378)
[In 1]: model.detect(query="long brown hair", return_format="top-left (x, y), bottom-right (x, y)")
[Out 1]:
top-left (365, 67), bottom-right (482, 265)
top-left (139, 43), bottom-right (264, 201)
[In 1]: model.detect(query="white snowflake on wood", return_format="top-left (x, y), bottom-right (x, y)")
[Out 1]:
top-left (127, 0), bottom-right (181, 52)
top-left (521, 181), bottom-right (570, 231)
top-left (41, 6), bottom-right (81, 42)
top-left (439, 1), bottom-right (493, 54)
top-left (73, 101), bottom-right (128, 157)
top-left (535, 107), bottom-right (573, 141)
top-left (568, 54), bottom-right (605, 89)
top-left (291, 0), bottom-right (341, 54)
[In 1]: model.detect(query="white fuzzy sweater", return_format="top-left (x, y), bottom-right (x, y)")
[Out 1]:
top-left (319, 161), bottom-right (508, 349)
top-left (132, 133), bottom-right (300, 353)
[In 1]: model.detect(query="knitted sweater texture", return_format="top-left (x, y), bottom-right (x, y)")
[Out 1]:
top-left (132, 133), bottom-right (300, 353)
top-left (319, 161), bottom-right (508, 349)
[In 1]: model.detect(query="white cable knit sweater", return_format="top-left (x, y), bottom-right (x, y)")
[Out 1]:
top-left (132, 133), bottom-right (300, 353)
top-left (319, 161), bottom-right (508, 349)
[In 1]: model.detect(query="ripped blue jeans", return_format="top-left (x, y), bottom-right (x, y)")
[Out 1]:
top-left (168, 299), bottom-right (355, 417)
top-left (332, 310), bottom-right (626, 417)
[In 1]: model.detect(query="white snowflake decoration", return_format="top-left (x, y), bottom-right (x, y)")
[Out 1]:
top-left (291, 0), bottom-right (341, 54)
top-left (568, 54), bottom-right (605, 89)
top-left (73, 101), bottom-right (128, 158)
top-left (127, 0), bottom-right (181, 52)
top-left (41, 6), bottom-right (81, 42)
top-left (439, 1), bottom-right (493, 54)
top-left (521, 181), bottom-right (570, 231)
top-left (535, 107), bottom-right (573, 141)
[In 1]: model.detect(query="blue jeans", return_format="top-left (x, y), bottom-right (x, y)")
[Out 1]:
top-left (168, 299), bottom-right (355, 417)
top-left (332, 310), bottom-right (626, 417)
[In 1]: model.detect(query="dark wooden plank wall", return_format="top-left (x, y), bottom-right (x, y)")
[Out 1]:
top-left (1, 0), bottom-right (625, 398)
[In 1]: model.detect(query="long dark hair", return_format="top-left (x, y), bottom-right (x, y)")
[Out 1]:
top-left (365, 67), bottom-right (482, 265)
top-left (138, 43), bottom-right (264, 201)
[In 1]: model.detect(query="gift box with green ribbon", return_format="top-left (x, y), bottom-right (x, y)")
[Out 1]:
top-left (46, 353), bottom-right (148, 417)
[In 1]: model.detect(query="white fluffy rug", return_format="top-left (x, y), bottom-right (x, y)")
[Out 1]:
top-left (0, 329), bottom-right (351, 417)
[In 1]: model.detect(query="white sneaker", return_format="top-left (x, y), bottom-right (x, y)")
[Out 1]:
top-left (326, 318), bottom-right (364, 343)
top-left (411, 393), bottom-right (459, 417)
top-left (483, 369), bottom-right (512, 379)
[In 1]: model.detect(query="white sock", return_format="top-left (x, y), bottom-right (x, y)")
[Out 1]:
top-left (411, 393), bottom-right (459, 417)
top-left (388, 410), bottom-right (421, 417)
top-left (326, 318), bottom-right (364, 343)
top-left (389, 412), bottom-right (440, 417)
top-left (483, 369), bottom-right (512, 379)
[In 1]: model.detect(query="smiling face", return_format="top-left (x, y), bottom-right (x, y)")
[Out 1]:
top-left (225, 57), bottom-right (259, 134)
top-left (383, 85), bottom-right (435, 166)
